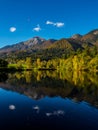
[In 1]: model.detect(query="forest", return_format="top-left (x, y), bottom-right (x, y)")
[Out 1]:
top-left (1, 45), bottom-right (98, 72)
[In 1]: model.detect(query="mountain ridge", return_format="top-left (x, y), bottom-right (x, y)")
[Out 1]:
top-left (0, 29), bottom-right (98, 59)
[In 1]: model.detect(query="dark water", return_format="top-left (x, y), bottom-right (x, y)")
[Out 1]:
top-left (0, 71), bottom-right (98, 130)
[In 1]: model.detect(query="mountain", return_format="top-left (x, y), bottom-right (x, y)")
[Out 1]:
top-left (0, 29), bottom-right (98, 60)
top-left (71, 34), bottom-right (82, 40)
top-left (0, 37), bottom-right (46, 53)
top-left (68, 29), bottom-right (98, 48)
top-left (81, 29), bottom-right (98, 44)
top-left (48, 38), bottom-right (82, 51)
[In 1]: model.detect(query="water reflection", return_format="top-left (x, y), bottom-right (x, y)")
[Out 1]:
top-left (0, 70), bottom-right (97, 108)
top-left (0, 70), bottom-right (98, 130)
top-left (46, 110), bottom-right (65, 117)
top-left (0, 72), bottom-right (8, 82)
top-left (9, 105), bottom-right (16, 110)
top-left (33, 105), bottom-right (40, 113)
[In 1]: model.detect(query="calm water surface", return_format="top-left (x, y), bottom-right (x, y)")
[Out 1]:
top-left (0, 71), bottom-right (98, 130)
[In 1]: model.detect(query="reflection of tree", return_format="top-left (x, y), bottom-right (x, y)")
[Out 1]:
top-left (0, 72), bottom-right (8, 82)
top-left (24, 71), bottom-right (33, 83)
top-left (15, 72), bottom-right (24, 80)
top-left (36, 71), bottom-right (42, 81)
top-left (2, 70), bottom-right (98, 108)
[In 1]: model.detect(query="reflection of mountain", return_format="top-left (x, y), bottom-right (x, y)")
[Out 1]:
top-left (0, 71), bottom-right (98, 108)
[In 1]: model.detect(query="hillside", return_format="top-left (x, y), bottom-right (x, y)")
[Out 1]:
top-left (0, 29), bottom-right (98, 60)
top-left (81, 29), bottom-right (98, 44)
top-left (0, 37), bottom-right (46, 53)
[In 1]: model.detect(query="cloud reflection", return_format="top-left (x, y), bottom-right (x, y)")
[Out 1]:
top-left (46, 113), bottom-right (52, 117)
top-left (46, 110), bottom-right (65, 117)
top-left (33, 105), bottom-right (40, 113)
top-left (9, 105), bottom-right (16, 110)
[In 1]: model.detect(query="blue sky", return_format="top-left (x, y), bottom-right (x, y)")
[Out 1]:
top-left (0, 0), bottom-right (98, 47)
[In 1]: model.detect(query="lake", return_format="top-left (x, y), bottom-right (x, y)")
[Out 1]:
top-left (0, 70), bottom-right (98, 129)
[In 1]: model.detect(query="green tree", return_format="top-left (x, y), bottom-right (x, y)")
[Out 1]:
top-left (0, 59), bottom-right (8, 68)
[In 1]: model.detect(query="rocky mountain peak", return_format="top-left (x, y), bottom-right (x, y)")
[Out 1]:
top-left (24, 36), bottom-right (46, 46)
top-left (93, 30), bottom-right (98, 35)
top-left (71, 34), bottom-right (82, 39)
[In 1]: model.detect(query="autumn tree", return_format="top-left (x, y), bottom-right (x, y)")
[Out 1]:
top-left (26, 57), bottom-right (33, 69)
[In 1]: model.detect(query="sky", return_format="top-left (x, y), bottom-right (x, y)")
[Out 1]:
top-left (0, 0), bottom-right (98, 47)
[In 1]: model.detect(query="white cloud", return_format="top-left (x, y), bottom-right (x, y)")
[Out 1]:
top-left (10, 27), bottom-right (16, 32)
top-left (55, 22), bottom-right (64, 27)
top-left (46, 21), bottom-right (54, 25)
top-left (33, 24), bottom-right (41, 32)
top-left (46, 20), bottom-right (64, 28)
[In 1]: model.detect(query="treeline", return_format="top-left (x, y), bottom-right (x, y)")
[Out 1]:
top-left (5, 45), bottom-right (98, 72)
top-left (0, 59), bottom-right (8, 68)
top-left (0, 45), bottom-right (98, 72)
